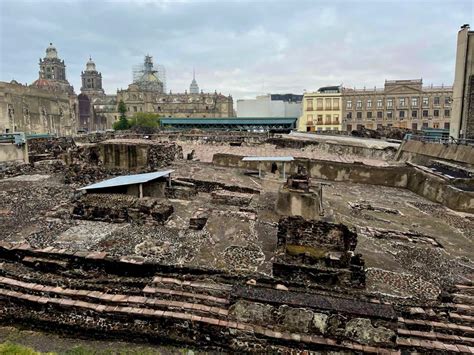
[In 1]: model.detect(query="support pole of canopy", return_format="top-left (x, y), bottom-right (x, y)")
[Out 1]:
top-left (139, 183), bottom-right (143, 198)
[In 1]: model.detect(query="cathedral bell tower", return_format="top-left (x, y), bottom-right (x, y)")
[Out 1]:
top-left (80, 57), bottom-right (105, 97)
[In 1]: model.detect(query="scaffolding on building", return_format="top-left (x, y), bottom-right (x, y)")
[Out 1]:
top-left (132, 55), bottom-right (166, 92)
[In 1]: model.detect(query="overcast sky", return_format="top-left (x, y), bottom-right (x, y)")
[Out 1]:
top-left (0, 0), bottom-right (472, 100)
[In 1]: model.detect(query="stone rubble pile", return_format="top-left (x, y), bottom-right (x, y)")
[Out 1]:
top-left (72, 193), bottom-right (174, 224)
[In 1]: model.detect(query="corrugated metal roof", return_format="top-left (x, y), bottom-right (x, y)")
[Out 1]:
top-left (79, 170), bottom-right (174, 191)
top-left (242, 156), bottom-right (294, 162)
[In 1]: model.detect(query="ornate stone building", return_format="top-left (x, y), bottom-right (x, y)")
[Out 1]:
top-left (342, 79), bottom-right (453, 132)
top-left (116, 56), bottom-right (234, 119)
top-left (78, 57), bottom-right (108, 131)
top-left (0, 43), bottom-right (77, 135)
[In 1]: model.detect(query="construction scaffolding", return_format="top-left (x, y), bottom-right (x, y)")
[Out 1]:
top-left (132, 55), bottom-right (166, 92)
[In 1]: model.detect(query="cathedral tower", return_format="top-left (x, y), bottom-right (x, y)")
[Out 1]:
top-left (80, 57), bottom-right (105, 97)
top-left (31, 43), bottom-right (74, 94)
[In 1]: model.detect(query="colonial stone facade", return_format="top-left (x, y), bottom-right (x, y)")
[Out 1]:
top-left (0, 80), bottom-right (76, 135)
top-left (0, 43), bottom-right (78, 135)
top-left (298, 86), bottom-right (342, 132)
top-left (115, 56), bottom-right (234, 120)
top-left (117, 85), bottom-right (234, 119)
top-left (342, 79), bottom-right (452, 132)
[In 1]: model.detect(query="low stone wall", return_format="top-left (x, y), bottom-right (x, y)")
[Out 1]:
top-left (0, 143), bottom-right (25, 162)
top-left (212, 153), bottom-right (474, 213)
top-left (396, 140), bottom-right (474, 168)
top-left (267, 137), bottom-right (398, 161)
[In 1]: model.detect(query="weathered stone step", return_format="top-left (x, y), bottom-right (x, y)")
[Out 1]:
top-left (143, 285), bottom-right (229, 306)
top-left (456, 285), bottom-right (474, 296)
top-left (397, 328), bottom-right (474, 345)
top-left (22, 256), bottom-right (68, 269)
top-left (450, 312), bottom-right (474, 325)
top-left (402, 307), bottom-right (474, 325)
top-left (399, 317), bottom-right (474, 336)
top-left (445, 303), bottom-right (474, 316)
top-left (455, 294), bottom-right (474, 305)
top-left (0, 287), bottom-right (397, 354)
top-left (152, 275), bottom-right (232, 292)
top-left (0, 277), bottom-right (228, 318)
top-left (396, 336), bottom-right (473, 353)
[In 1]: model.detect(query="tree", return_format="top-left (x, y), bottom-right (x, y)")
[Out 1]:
top-left (113, 100), bottom-right (130, 130)
top-left (129, 112), bottom-right (161, 129)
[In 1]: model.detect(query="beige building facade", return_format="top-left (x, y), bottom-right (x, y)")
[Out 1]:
top-left (342, 79), bottom-right (452, 132)
top-left (0, 80), bottom-right (77, 135)
top-left (298, 86), bottom-right (342, 132)
top-left (117, 84), bottom-right (234, 119)
top-left (451, 24), bottom-right (474, 139)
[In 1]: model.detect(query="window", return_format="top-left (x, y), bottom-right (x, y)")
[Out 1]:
top-left (434, 109), bottom-right (439, 117)
top-left (387, 123), bottom-right (393, 127)
top-left (422, 110), bottom-right (429, 117)
top-left (434, 96), bottom-right (440, 105)
top-left (412, 123), bottom-right (418, 130)
top-left (444, 122), bottom-right (450, 129)
top-left (334, 114), bottom-right (339, 123)
top-left (325, 98), bottom-right (332, 110)
top-left (399, 98), bottom-right (406, 107)
top-left (411, 110), bottom-right (418, 118)
top-left (433, 122), bottom-right (440, 128)
top-left (325, 114), bottom-right (331, 124)
top-left (306, 127), bottom-right (311, 132)
top-left (346, 112), bottom-right (352, 119)
top-left (387, 111), bottom-right (393, 119)
top-left (367, 99), bottom-right (372, 108)
top-left (346, 124), bottom-right (352, 131)
top-left (422, 122), bottom-right (428, 128)
top-left (377, 99), bottom-right (383, 108)
top-left (444, 109), bottom-right (450, 117)
top-left (317, 115), bottom-right (323, 124)
top-left (411, 97), bottom-right (418, 107)
top-left (307, 114), bottom-right (313, 125)
top-left (346, 100), bottom-right (352, 109)
top-left (333, 98), bottom-right (340, 110)
top-left (367, 112), bottom-right (372, 119)
top-left (387, 99), bottom-right (393, 108)
top-left (356, 100), bottom-right (362, 109)
top-left (356, 111), bottom-right (362, 119)
top-left (133, 106), bottom-right (138, 112)
top-left (316, 98), bottom-right (323, 110)
top-left (399, 110), bottom-right (406, 119)
top-left (306, 99), bottom-right (313, 111)
top-left (376, 111), bottom-right (382, 119)
top-left (422, 97), bottom-right (429, 106)
top-left (445, 96), bottom-right (451, 105)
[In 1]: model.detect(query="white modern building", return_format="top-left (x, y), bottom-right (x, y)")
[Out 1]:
top-left (237, 94), bottom-right (302, 118)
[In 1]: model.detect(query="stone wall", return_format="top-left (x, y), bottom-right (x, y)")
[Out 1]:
top-left (212, 153), bottom-right (474, 213)
top-left (0, 81), bottom-right (77, 136)
top-left (396, 140), bottom-right (474, 168)
top-left (72, 193), bottom-right (174, 224)
top-left (0, 143), bottom-right (25, 162)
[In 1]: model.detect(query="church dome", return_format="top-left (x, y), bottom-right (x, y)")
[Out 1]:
top-left (45, 43), bottom-right (58, 59)
top-left (85, 57), bottom-right (96, 71)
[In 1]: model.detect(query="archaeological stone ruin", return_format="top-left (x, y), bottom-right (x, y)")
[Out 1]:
top-left (0, 130), bottom-right (473, 353)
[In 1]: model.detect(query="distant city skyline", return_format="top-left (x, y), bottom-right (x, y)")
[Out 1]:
top-left (0, 0), bottom-right (472, 100)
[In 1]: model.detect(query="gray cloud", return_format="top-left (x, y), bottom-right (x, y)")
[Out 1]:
top-left (0, 0), bottom-right (472, 100)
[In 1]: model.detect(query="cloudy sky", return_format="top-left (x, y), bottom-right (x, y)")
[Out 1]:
top-left (0, 0), bottom-right (472, 100)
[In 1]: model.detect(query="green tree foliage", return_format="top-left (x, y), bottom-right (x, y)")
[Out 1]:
top-left (129, 112), bottom-right (161, 129)
top-left (113, 100), bottom-right (130, 130)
